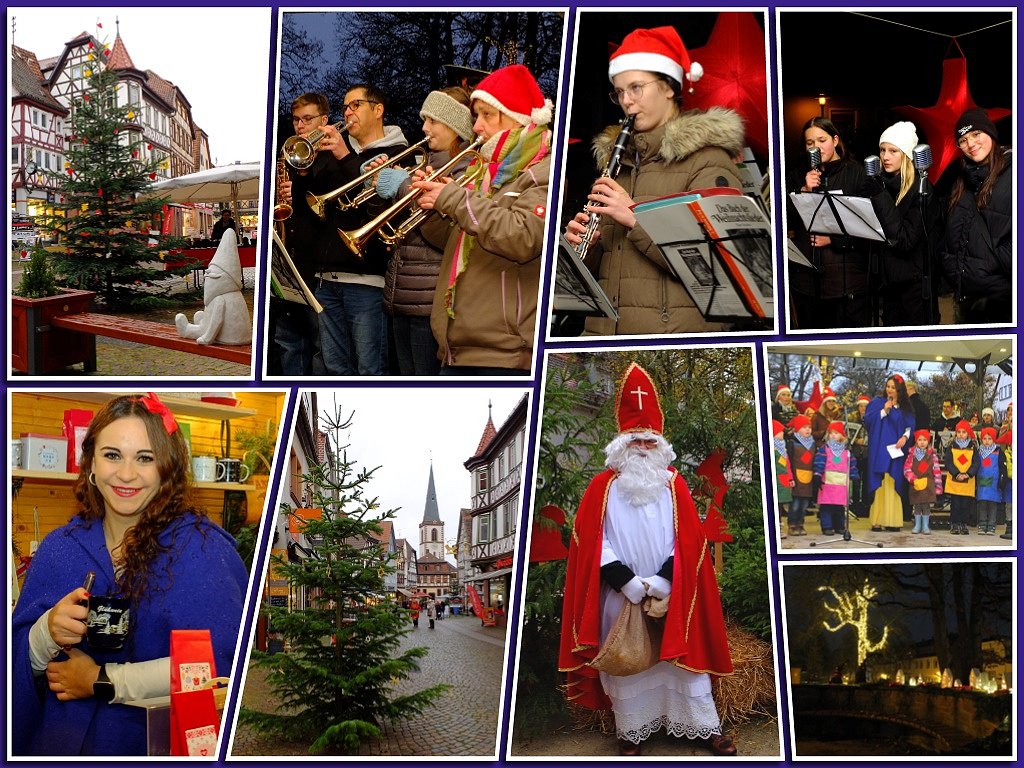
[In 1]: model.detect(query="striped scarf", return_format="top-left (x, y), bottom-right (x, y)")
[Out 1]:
top-left (444, 123), bottom-right (551, 318)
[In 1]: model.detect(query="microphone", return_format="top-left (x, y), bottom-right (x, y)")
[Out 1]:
top-left (913, 144), bottom-right (932, 196)
top-left (863, 155), bottom-right (880, 178)
top-left (808, 147), bottom-right (821, 171)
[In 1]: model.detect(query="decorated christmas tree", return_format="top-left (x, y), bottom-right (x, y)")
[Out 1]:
top-left (240, 410), bottom-right (447, 754)
top-left (46, 63), bottom-right (193, 309)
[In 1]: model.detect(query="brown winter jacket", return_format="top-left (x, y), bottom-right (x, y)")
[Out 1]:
top-left (582, 107), bottom-right (745, 336)
top-left (421, 150), bottom-right (551, 371)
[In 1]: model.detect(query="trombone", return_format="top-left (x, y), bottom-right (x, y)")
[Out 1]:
top-left (282, 119), bottom-right (352, 170)
top-left (338, 138), bottom-right (485, 258)
top-left (305, 138), bottom-right (430, 220)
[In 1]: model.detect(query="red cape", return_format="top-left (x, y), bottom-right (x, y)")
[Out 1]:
top-left (558, 468), bottom-right (733, 711)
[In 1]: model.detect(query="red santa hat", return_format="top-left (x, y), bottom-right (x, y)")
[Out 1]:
top-left (955, 419), bottom-right (975, 439)
top-left (914, 429), bottom-right (932, 443)
top-left (608, 26), bottom-right (703, 91)
top-left (980, 427), bottom-right (998, 441)
top-left (789, 414), bottom-right (811, 432)
top-left (616, 362), bottom-right (664, 435)
top-left (820, 387), bottom-right (837, 404)
top-left (775, 385), bottom-right (791, 401)
top-left (771, 419), bottom-right (785, 436)
top-left (827, 421), bottom-right (846, 438)
top-left (471, 64), bottom-right (553, 127)
top-left (856, 395), bottom-right (871, 405)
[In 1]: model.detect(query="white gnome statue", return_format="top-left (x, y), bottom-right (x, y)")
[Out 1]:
top-left (175, 229), bottom-right (251, 345)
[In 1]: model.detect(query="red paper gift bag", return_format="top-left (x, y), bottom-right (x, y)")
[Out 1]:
top-left (170, 688), bottom-right (219, 756)
top-left (170, 629), bottom-right (216, 692)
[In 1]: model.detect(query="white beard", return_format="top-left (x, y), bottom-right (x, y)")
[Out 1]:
top-left (605, 433), bottom-right (675, 507)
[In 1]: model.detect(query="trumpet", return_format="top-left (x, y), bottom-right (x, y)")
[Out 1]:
top-left (305, 138), bottom-right (430, 220)
top-left (282, 119), bottom-right (352, 170)
top-left (273, 156), bottom-right (292, 222)
top-left (338, 138), bottom-right (486, 258)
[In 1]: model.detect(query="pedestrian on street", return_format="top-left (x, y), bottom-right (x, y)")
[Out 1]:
top-left (427, 599), bottom-right (437, 630)
top-left (410, 599), bottom-right (421, 628)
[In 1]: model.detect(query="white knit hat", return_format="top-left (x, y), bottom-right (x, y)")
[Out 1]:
top-left (879, 121), bottom-right (918, 159)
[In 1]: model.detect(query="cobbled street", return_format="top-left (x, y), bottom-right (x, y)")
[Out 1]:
top-left (230, 613), bottom-right (507, 757)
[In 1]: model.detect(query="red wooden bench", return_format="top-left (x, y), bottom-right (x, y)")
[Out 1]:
top-left (51, 312), bottom-right (253, 370)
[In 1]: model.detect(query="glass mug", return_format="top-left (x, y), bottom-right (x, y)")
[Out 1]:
top-left (217, 457), bottom-right (251, 483)
top-left (191, 455), bottom-right (225, 483)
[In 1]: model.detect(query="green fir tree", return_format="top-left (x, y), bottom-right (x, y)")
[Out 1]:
top-left (240, 409), bottom-right (448, 754)
top-left (43, 65), bottom-right (193, 309)
top-left (14, 245), bottom-right (60, 298)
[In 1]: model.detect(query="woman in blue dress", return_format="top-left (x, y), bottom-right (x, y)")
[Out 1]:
top-left (864, 374), bottom-right (916, 531)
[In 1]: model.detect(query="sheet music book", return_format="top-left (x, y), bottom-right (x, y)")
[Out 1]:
top-left (551, 234), bottom-right (619, 320)
top-left (270, 230), bottom-right (323, 312)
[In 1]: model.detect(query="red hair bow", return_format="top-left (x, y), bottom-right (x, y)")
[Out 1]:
top-left (138, 392), bottom-right (179, 434)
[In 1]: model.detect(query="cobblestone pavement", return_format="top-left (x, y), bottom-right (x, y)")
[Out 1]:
top-left (230, 614), bottom-right (507, 757)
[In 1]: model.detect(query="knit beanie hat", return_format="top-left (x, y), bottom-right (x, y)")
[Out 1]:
top-left (789, 415), bottom-right (811, 432)
top-left (471, 64), bottom-right (553, 128)
top-left (879, 120), bottom-right (918, 159)
top-left (955, 108), bottom-right (999, 141)
top-left (914, 429), bottom-right (931, 443)
top-left (982, 407), bottom-right (995, 419)
top-left (955, 419), bottom-right (975, 439)
top-left (827, 421), bottom-right (846, 438)
top-left (772, 419), bottom-right (785, 437)
top-left (608, 26), bottom-right (703, 90)
top-left (981, 427), bottom-right (998, 441)
top-left (420, 90), bottom-right (475, 141)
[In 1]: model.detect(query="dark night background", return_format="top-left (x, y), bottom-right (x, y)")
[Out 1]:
top-left (779, 11), bottom-right (1012, 193)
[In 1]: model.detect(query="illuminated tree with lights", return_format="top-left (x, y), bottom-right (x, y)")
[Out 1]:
top-left (819, 580), bottom-right (890, 667)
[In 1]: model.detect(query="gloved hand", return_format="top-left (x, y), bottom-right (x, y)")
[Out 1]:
top-left (812, 476), bottom-right (822, 496)
top-left (374, 167), bottom-right (410, 200)
top-left (643, 575), bottom-right (671, 600)
top-left (620, 576), bottom-right (647, 605)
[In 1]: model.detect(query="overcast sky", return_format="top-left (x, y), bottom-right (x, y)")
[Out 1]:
top-left (9, 8), bottom-right (271, 166)
top-left (309, 388), bottom-right (530, 562)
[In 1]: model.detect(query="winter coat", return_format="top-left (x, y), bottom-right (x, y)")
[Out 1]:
top-left (315, 125), bottom-right (410, 278)
top-left (866, 170), bottom-right (943, 325)
top-left (421, 143), bottom-right (550, 371)
top-left (940, 150), bottom-right (1012, 321)
top-left (787, 157), bottom-right (869, 300)
top-left (582, 108), bottom-right (745, 336)
top-left (383, 147), bottom-right (471, 317)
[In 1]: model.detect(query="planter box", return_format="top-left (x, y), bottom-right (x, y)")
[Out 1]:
top-left (12, 289), bottom-right (97, 374)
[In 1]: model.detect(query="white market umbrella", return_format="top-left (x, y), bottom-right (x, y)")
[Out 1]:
top-left (146, 162), bottom-right (262, 204)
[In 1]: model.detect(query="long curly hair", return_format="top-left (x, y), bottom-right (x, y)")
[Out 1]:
top-left (884, 375), bottom-right (912, 412)
top-left (73, 395), bottom-right (204, 603)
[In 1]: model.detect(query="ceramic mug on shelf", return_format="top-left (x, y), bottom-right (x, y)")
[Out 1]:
top-left (217, 457), bottom-right (251, 484)
top-left (191, 455), bottom-right (224, 483)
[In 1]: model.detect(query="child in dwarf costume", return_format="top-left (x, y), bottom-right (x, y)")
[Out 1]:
top-left (812, 421), bottom-right (858, 536)
top-left (772, 420), bottom-right (794, 539)
top-left (975, 427), bottom-right (1008, 535)
top-left (786, 414), bottom-right (817, 536)
top-left (944, 419), bottom-right (979, 535)
top-left (902, 429), bottom-right (943, 534)
top-left (558, 363), bottom-right (734, 757)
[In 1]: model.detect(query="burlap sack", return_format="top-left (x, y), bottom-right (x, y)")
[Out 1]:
top-left (591, 596), bottom-right (667, 676)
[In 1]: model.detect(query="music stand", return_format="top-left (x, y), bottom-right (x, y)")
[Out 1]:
top-left (551, 234), bottom-right (619, 321)
top-left (810, 440), bottom-right (883, 548)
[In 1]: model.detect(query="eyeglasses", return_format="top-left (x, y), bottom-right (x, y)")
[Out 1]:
top-left (292, 114), bottom-right (324, 125)
top-left (342, 99), bottom-right (379, 113)
top-left (608, 80), bottom-right (660, 104)
top-left (956, 130), bottom-right (985, 149)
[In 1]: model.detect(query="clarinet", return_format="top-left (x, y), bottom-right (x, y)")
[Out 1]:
top-left (576, 113), bottom-right (637, 260)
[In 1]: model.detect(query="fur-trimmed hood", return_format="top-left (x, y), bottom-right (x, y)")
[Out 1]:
top-left (593, 106), bottom-right (745, 167)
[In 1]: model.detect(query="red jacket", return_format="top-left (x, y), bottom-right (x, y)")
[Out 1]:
top-left (558, 468), bottom-right (733, 710)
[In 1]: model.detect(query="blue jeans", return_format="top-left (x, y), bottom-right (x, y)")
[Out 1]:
top-left (392, 315), bottom-right (440, 376)
top-left (315, 280), bottom-right (387, 375)
top-left (273, 302), bottom-right (320, 376)
top-left (789, 496), bottom-right (810, 526)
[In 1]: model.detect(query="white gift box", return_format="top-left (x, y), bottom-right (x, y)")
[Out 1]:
top-left (21, 433), bottom-right (69, 472)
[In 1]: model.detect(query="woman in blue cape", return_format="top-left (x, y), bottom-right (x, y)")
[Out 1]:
top-left (11, 394), bottom-right (248, 755)
top-left (864, 374), bottom-right (916, 531)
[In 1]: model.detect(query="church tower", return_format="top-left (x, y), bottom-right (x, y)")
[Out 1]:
top-left (418, 461), bottom-right (445, 559)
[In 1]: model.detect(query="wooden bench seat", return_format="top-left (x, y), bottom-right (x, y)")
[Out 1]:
top-left (51, 312), bottom-right (252, 368)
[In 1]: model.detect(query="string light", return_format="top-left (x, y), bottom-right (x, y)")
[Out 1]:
top-left (819, 580), bottom-right (890, 666)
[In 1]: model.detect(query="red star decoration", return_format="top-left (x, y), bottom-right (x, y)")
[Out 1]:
top-left (894, 55), bottom-right (1010, 182)
top-left (687, 12), bottom-right (769, 160)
